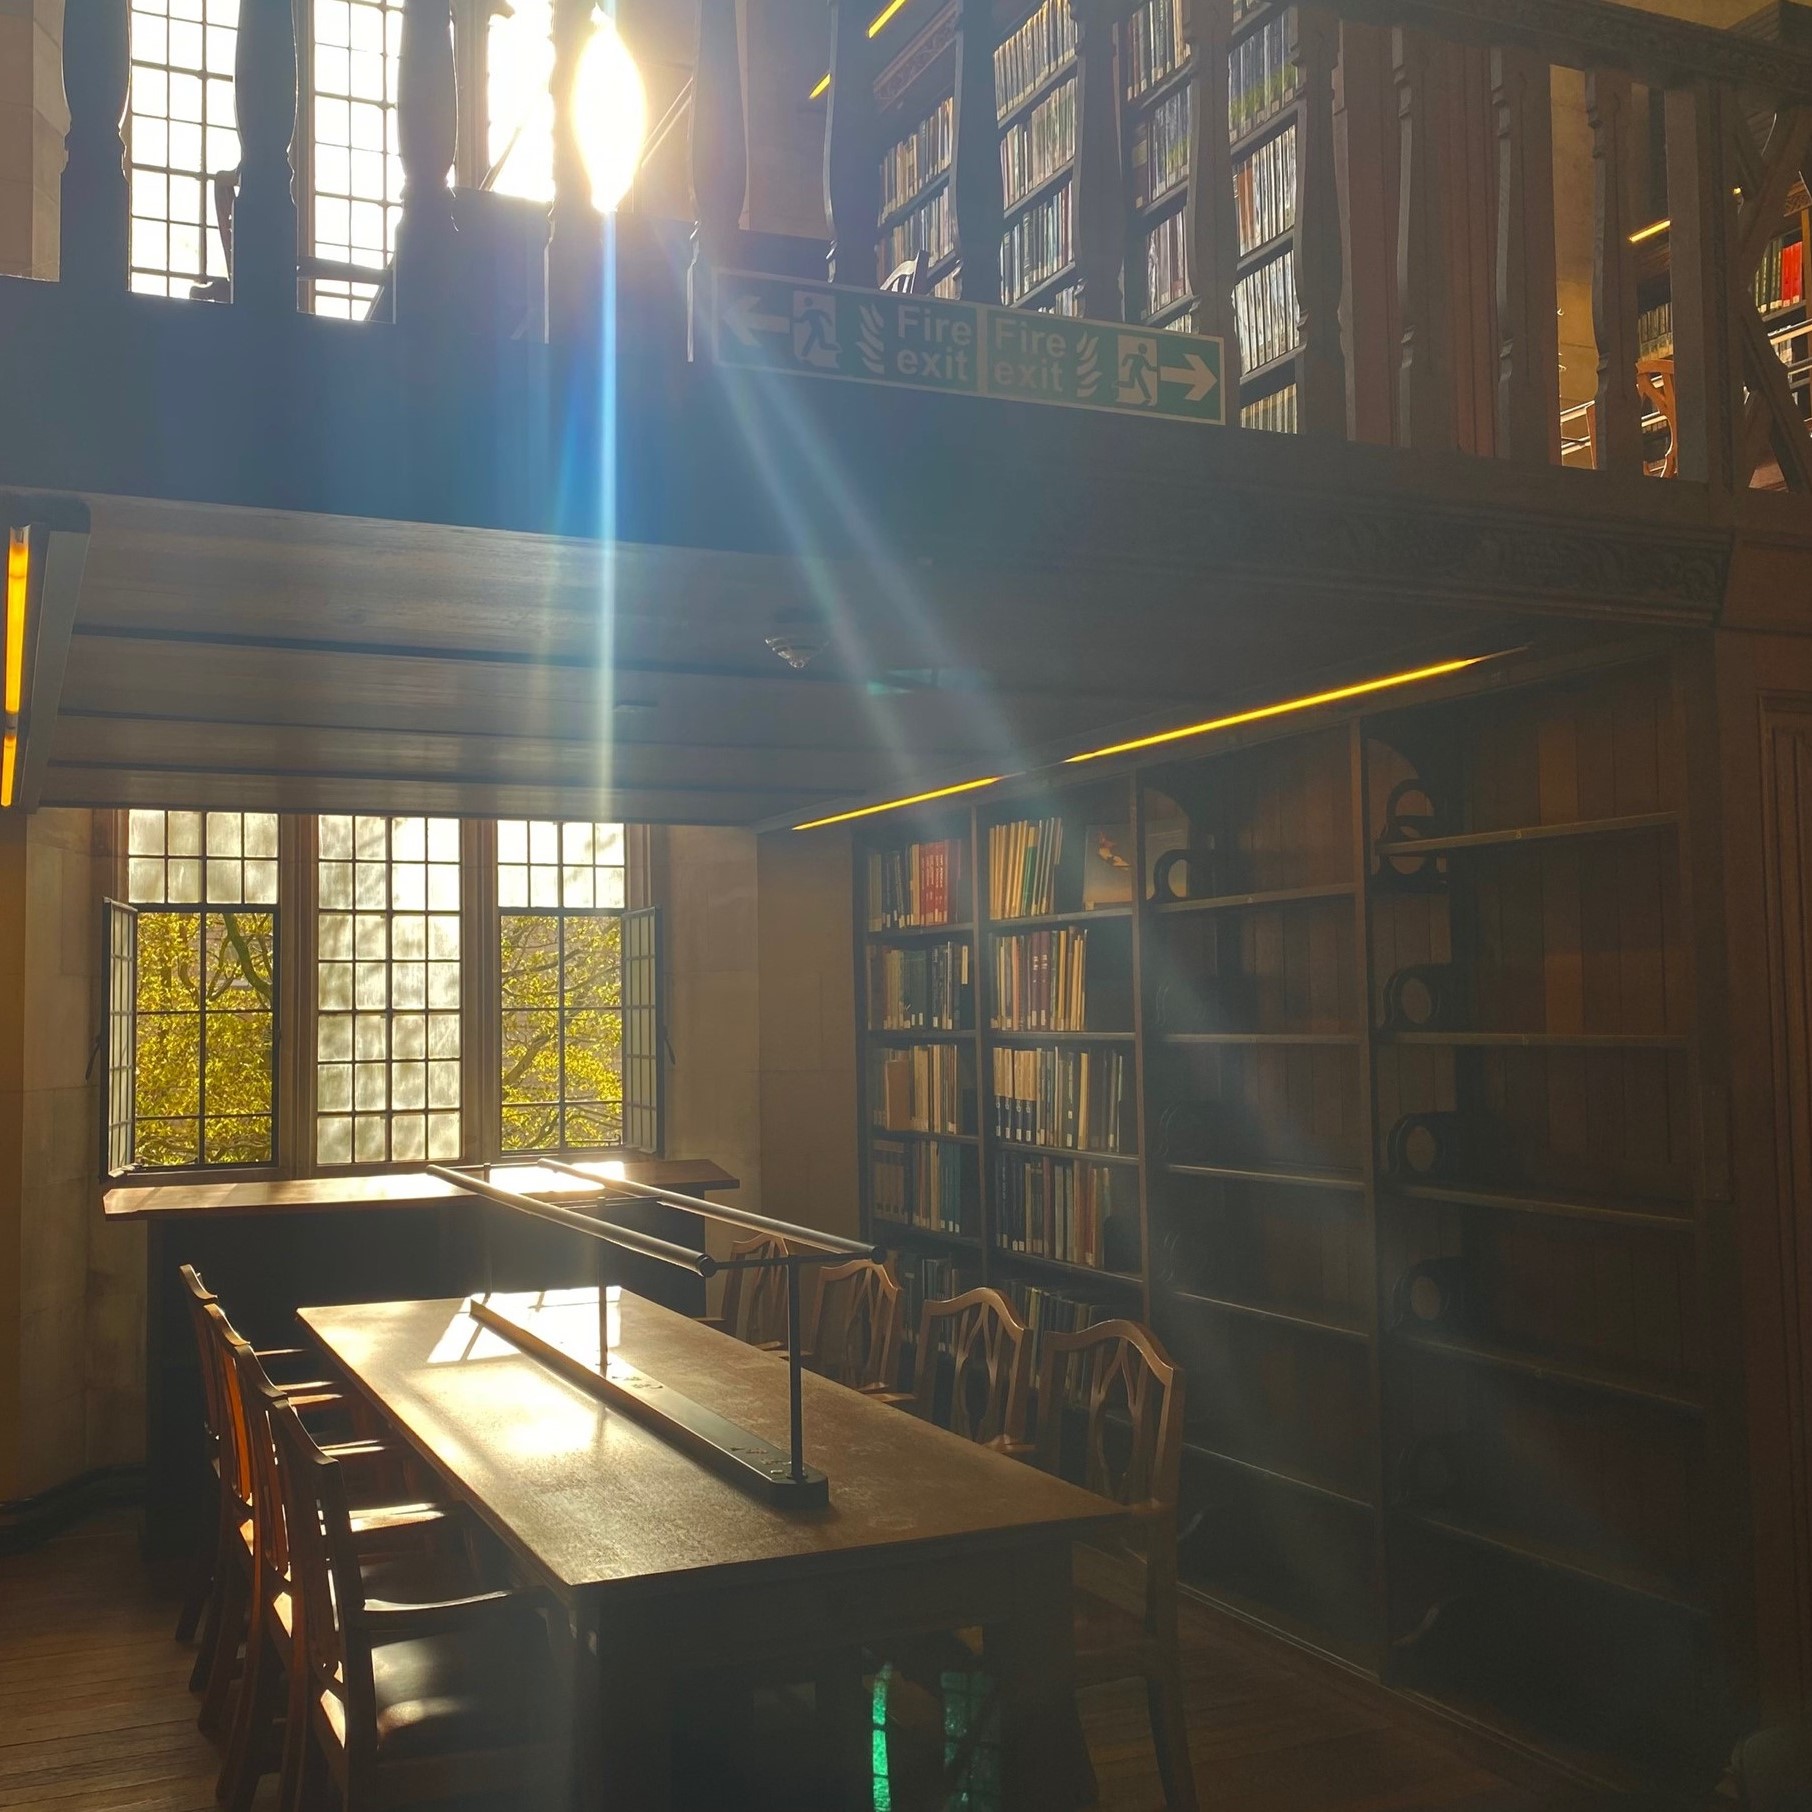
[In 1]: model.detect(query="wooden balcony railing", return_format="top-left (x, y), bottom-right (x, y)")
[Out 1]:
top-left (43, 0), bottom-right (1812, 497)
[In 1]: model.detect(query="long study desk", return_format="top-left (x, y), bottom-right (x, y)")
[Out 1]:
top-left (300, 1288), bottom-right (1122, 1810)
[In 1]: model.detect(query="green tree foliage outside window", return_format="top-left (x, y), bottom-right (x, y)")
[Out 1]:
top-left (133, 909), bottom-right (276, 1167)
top-left (500, 911), bottom-right (624, 1151)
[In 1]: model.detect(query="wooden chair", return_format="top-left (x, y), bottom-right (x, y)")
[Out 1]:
top-left (910, 1286), bottom-right (1032, 1449)
top-left (271, 1391), bottom-right (564, 1811)
top-left (218, 1338), bottom-right (461, 1812)
top-left (1033, 1319), bottom-right (1196, 1812)
top-left (700, 1232), bottom-right (795, 1349)
top-left (175, 1263), bottom-right (341, 1650)
top-left (804, 1257), bottom-right (905, 1398)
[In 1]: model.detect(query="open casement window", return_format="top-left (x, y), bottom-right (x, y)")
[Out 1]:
top-left (621, 906), bottom-right (663, 1156)
top-left (101, 898), bottom-right (280, 1178)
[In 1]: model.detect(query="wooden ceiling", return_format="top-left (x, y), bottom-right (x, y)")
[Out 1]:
top-left (30, 491), bottom-right (1531, 825)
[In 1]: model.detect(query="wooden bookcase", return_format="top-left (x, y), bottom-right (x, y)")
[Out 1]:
top-left (1120, 0), bottom-right (1305, 429)
top-left (854, 650), bottom-right (1736, 1780)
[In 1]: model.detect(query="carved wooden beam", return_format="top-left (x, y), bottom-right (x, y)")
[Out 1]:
top-left (952, 0), bottom-right (1003, 305)
top-left (1179, 0), bottom-right (1240, 392)
top-left (1294, 6), bottom-right (1346, 436)
top-left (59, 0), bottom-right (130, 293)
top-left (1392, 27), bottom-right (1454, 450)
top-left (396, 0), bottom-right (459, 323)
top-left (824, 0), bottom-right (880, 286)
top-left (1072, 0), bottom-right (1125, 322)
top-left (1587, 69), bottom-right (1640, 475)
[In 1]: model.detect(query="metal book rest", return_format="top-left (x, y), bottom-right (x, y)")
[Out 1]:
top-left (423, 1162), bottom-right (875, 1507)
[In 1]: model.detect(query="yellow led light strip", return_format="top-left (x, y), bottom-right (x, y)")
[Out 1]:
top-left (811, 0), bottom-right (910, 96)
top-left (1061, 653), bottom-right (1503, 766)
top-left (2, 527), bottom-right (26, 808)
top-left (793, 774), bottom-right (1002, 831)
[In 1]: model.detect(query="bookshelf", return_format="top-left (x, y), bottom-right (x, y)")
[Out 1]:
top-left (853, 651), bottom-right (1734, 1779)
top-left (1120, 0), bottom-right (1306, 429)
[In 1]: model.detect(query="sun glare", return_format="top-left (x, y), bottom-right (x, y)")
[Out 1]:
top-left (488, 4), bottom-right (646, 212)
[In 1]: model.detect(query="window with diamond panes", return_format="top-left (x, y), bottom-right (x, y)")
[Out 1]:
top-left (119, 810), bottom-right (280, 1170)
top-left (127, 0), bottom-right (240, 297)
top-left (316, 815), bottom-right (461, 1164)
top-left (309, 0), bottom-right (404, 317)
top-left (498, 821), bottom-right (626, 1152)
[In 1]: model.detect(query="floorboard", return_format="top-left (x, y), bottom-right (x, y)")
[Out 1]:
top-left (0, 1514), bottom-right (1605, 1811)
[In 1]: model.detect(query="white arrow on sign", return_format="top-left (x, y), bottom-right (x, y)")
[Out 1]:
top-left (1160, 349), bottom-right (1218, 403)
top-left (726, 291), bottom-right (789, 347)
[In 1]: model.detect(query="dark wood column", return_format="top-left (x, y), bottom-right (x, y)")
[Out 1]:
top-left (395, 0), bottom-right (459, 323)
top-left (1586, 70), bottom-right (1641, 473)
top-left (1294, 5), bottom-right (1346, 435)
top-left (1491, 45), bottom-right (1558, 464)
top-left (825, 0), bottom-right (880, 286)
top-left (546, 0), bottom-right (598, 341)
top-left (1392, 25), bottom-right (1455, 450)
top-left (1071, 0), bottom-right (1125, 322)
top-left (691, 0), bottom-right (748, 273)
top-left (59, 0), bottom-right (131, 293)
top-left (1180, 0), bottom-right (1240, 390)
top-left (952, 0), bottom-right (1003, 305)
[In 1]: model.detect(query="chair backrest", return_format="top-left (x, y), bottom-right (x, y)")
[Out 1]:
top-left (229, 1337), bottom-right (292, 1594)
top-left (200, 1299), bottom-right (257, 1517)
top-left (719, 1232), bottom-right (794, 1347)
top-left (1033, 1319), bottom-right (1184, 1516)
top-left (271, 1387), bottom-right (373, 1767)
top-left (809, 1258), bottom-right (902, 1393)
top-left (912, 1286), bottom-right (1031, 1447)
top-left (178, 1264), bottom-right (227, 1461)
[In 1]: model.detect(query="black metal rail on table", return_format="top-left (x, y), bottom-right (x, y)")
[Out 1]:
top-left (423, 1162), bottom-right (873, 1507)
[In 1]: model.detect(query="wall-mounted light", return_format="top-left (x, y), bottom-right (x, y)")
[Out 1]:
top-left (2, 526), bottom-right (28, 808)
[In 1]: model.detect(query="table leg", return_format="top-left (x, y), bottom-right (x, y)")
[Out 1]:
top-left (985, 1537), bottom-right (1088, 1812)
top-left (586, 1602), bottom-right (674, 1812)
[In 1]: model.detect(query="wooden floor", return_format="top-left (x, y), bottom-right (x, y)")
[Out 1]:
top-left (0, 1513), bottom-right (1604, 1811)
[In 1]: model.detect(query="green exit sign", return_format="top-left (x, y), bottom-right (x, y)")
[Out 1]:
top-left (714, 271), bottom-right (1225, 427)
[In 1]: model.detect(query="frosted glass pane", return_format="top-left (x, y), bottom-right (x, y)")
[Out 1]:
top-left (318, 963), bottom-right (352, 1010)
top-left (129, 811), bottom-right (166, 855)
top-left (245, 813), bottom-right (278, 858)
top-left (354, 1114), bottom-right (386, 1161)
top-left (355, 816), bottom-right (387, 858)
top-left (427, 962), bottom-right (460, 1009)
top-left (317, 1064), bottom-right (352, 1112)
top-left (529, 821), bottom-right (558, 864)
top-left (244, 860), bottom-right (278, 904)
top-left (355, 912), bottom-right (386, 956)
top-left (206, 811), bottom-right (241, 855)
top-left (354, 1062), bottom-right (386, 1109)
top-left (427, 1112), bottom-right (460, 1159)
top-left (427, 864), bottom-right (459, 911)
top-left (428, 1059), bottom-right (460, 1108)
top-left (319, 815), bottom-right (354, 859)
top-left (393, 1013), bottom-right (425, 1058)
top-left (318, 1017), bottom-right (352, 1062)
top-left (318, 913), bottom-right (353, 959)
top-left (498, 867), bottom-right (528, 908)
top-left (354, 1012), bottom-right (386, 1060)
top-left (390, 863), bottom-right (425, 911)
top-left (319, 862), bottom-right (353, 909)
top-left (428, 818), bottom-right (460, 862)
top-left (392, 1114), bottom-right (425, 1161)
top-left (168, 859), bottom-right (203, 903)
top-left (317, 1116), bottom-right (352, 1164)
top-left (391, 816), bottom-right (425, 862)
top-left (129, 857), bottom-right (164, 902)
top-left (393, 1061), bottom-right (424, 1108)
top-left (206, 858), bottom-right (241, 902)
top-left (168, 811), bottom-right (203, 856)
top-left (498, 820), bottom-right (527, 864)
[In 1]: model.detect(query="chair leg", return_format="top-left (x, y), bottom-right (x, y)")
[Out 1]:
top-left (1145, 1663), bottom-right (1197, 1812)
top-left (198, 1559), bottom-right (249, 1745)
top-left (175, 1535), bottom-right (213, 1644)
top-left (277, 1643), bottom-right (311, 1812)
top-left (218, 1619), bottom-right (280, 1812)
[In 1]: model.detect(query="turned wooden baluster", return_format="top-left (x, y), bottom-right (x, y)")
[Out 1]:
top-left (1588, 70), bottom-right (1642, 473)
top-left (1392, 26), bottom-right (1455, 450)
top-left (1071, 0), bottom-right (1124, 321)
top-left (1292, 5), bottom-right (1345, 435)
top-left (952, 0), bottom-right (1003, 305)
top-left (546, 0), bottom-right (594, 340)
top-left (395, 0), bottom-right (458, 323)
top-left (691, 0), bottom-right (748, 273)
top-left (824, 0), bottom-right (880, 285)
top-left (230, 0), bottom-right (300, 310)
top-left (1180, 0), bottom-right (1240, 392)
top-left (1493, 46), bottom-right (1559, 463)
top-left (59, 0), bottom-right (131, 292)
top-left (1665, 82), bottom-right (1742, 489)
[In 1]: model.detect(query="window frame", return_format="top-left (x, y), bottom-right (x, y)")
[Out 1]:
top-left (102, 811), bottom-right (661, 1183)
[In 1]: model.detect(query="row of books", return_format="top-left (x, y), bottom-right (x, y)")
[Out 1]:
top-left (1035, 283), bottom-right (1084, 317)
top-left (880, 95), bottom-right (952, 221)
top-left (880, 187), bottom-right (956, 286)
top-left (1235, 119), bottom-right (1296, 256)
top-left (1756, 233), bottom-right (1806, 314)
top-left (1145, 210), bottom-right (1189, 315)
top-left (1130, 84), bottom-right (1190, 211)
top-left (869, 941), bottom-right (972, 1033)
top-left (1235, 246), bottom-right (1299, 371)
top-left (872, 1138), bottom-right (975, 1236)
top-left (989, 815), bottom-right (1065, 918)
top-left (1241, 381), bottom-right (1298, 433)
top-left (873, 1046), bottom-right (971, 1136)
top-left (1230, 10), bottom-right (1301, 141)
top-left (867, 837), bottom-right (968, 930)
top-left (992, 1046), bottom-right (1133, 1153)
top-left (890, 1252), bottom-right (979, 1356)
top-left (1001, 76), bottom-right (1076, 211)
top-left (992, 927), bottom-right (1091, 1033)
top-left (1001, 1280), bottom-right (1111, 1408)
top-left (1124, 0), bottom-right (1187, 101)
top-left (994, 1152), bottom-right (1131, 1271)
top-left (995, 0), bottom-right (1077, 121)
top-left (1637, 301), bottom-right (1672, 357)
top-left (1001, 181), bottom-right (1074, 304)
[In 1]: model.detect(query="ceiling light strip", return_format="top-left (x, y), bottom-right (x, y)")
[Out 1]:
top-left (792, 775), bottom-right (1002, 831)
top-left (2, 527), bottom-right (26, 808)
top-left (811, 0), bottom-right (911, 96)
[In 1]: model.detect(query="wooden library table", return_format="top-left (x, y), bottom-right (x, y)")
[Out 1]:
top-left (107, 1160), bottom-right (739, 1553)
top-left (300, 1289), bottom-right (1122, 1811)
